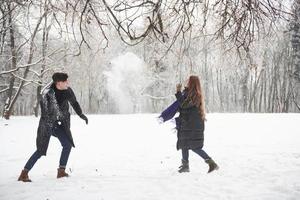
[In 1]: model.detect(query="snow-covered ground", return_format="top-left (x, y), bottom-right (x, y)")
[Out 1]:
top-left (0, 113), bottom-right (300, 200)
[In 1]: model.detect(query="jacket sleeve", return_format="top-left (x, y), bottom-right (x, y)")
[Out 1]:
top-left (175, 91), bottom-right (185, 104)
top-left (175, 91), bottom-right (182, 99)
top-left (68, 88), bottom-right (83, 116)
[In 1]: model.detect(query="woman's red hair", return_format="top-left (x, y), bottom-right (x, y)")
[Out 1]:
top-left (187, 75), bottom-right (206, 120)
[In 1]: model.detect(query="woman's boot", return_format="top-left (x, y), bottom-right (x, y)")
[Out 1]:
top-left (18, 169), bottom-right (32, 182)
top-left (57, 167), bottom-right (69, 178)
top-left (178, 159), bottom-right (190, 173)
top-left (205, 158), bottom-right (219, 173)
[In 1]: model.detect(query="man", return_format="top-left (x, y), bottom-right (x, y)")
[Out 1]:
top-left (18, 72), bottom-right (88, 182)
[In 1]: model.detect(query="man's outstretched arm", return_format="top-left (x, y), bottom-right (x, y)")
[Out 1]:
top-left (68, 88), bottom-right (88, 124)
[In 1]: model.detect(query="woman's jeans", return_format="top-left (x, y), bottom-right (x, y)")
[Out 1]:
top-left (24, 125), bottom-right (72, 170)
top-left (182, 147), bottom-right (211, 162)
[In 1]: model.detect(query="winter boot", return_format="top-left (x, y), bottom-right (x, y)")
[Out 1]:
top-left (178, 159), bottom-right (190, 173)
top-left (205, 158), bottom-right (219, 173)
top-left (18, 169), bottom-right (32, 182)
top-left (57, 168), bottom-right (69, 178)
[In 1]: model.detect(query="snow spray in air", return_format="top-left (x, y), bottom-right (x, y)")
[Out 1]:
top-left (104, 52), bottom-right (148, 113)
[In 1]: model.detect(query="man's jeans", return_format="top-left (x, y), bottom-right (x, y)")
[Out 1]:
top-left (182, 147), bottom-right (211, 162)
top-left (24, 125), bottom-right (72, 170)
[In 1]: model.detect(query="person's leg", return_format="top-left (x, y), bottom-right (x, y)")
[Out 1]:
top-left (24, 150), bottom-right (43, 171)
top-left (54, 125), bottom-right (72, 169)
top-left (192, 147), bottom-right (211, 160)
top-left (18, 150), bottom-right (43, 182)
top-left (192, 147), bottom-right (219, 173)
top-left (53, 125), bottom-right (72, 178)
top-left (181, 148), bottom-right (189, 162)
top-left (179, 148), bottom-right (190, 173)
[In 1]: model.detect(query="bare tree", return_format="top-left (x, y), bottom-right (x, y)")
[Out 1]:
top-left (0, 0), bottom-right (298, 117)
top-left (1, 1), bottom-right (20, 119)
top-left (290, 0), bottom-right (300, 111)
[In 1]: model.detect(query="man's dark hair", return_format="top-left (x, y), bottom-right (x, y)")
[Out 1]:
top-left (52, 72), bottom-right (68, 83)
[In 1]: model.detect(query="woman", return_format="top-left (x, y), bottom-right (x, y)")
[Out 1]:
top-left (175, 75), bottom-right (218, 173)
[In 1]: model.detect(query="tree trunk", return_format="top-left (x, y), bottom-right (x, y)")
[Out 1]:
top-left (5, 11), bottom-right (46, 119)
top-left (3, 2), bottom-right (16, 119)
top-left (290, 0), bottom-right (300, 110)
top-left (34, 1), bottom-right (50, 117)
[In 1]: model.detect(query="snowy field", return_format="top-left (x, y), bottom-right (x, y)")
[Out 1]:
top-left (0, 113), bottom-right (300, 200)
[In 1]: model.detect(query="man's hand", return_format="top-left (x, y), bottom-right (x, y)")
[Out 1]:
top-left (80, 114), bottom-right (88, 124)
top-left (176, 83), bottom-right (182, 92)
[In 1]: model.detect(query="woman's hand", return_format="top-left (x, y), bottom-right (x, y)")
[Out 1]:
top-left (176, 83), bottom-right (182, 92)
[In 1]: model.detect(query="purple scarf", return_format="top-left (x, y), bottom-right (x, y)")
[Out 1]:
top-left (159, 91), bottom-right (187, 123)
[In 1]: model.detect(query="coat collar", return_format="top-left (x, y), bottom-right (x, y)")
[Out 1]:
top-left (41, 81), bottom-right (54, 97)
